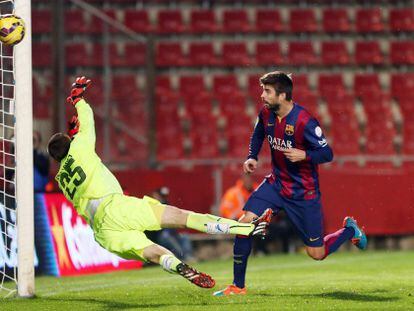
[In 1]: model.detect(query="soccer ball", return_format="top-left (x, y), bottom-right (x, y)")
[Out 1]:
top-left (0, 15), bottom-right (25, 46)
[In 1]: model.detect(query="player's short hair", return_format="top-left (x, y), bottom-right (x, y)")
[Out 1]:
top-left (260, 71), bottom-right (293, 101)
top-left (47, 133), bottom-right (71, 162)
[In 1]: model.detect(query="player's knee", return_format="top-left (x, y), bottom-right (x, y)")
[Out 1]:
top-left (306, 247), bottom-right (326, 261)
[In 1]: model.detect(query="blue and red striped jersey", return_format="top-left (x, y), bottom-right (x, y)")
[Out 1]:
top-left (248, 103), bottom-right (333, 200)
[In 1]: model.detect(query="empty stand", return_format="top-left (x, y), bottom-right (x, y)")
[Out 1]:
top-left (389, 9), bottom-right (414, 32)
top-left (124, 10), bottom-right (153, 33)
top-left (157, 10), bottom-right (185, 34)
top-left (318, 74), bottom-right (348, 99)
top-left (190, 10), bottom-right (218, 33)
top-left (221, 42), bottom-right (252, 66)
top-left (354, 74), bottom-right (382, 98)
top-left (255, 9), bottom-right (284, 33)
top-left (156, 42), bottom-right (186, 67)
top-left (255, 42), bottom-right (284, 66)
top-left (322, 9), bottom-right (351, 33)
top-left (32, 10), bottom-right (51, 34)
top-left (290, 9), bottom-right (318, 33)
top-left (222, 10), bottom-right (251, 33)
top-left (189, 42), bottom-right (218, 66)
top-left (321, 41), bottom-right (350, 65)
top-left (355, 9), bottom-right (384, 33)
top-left (355, 41), bottom-right (383, 65)
top-left (390, 41), bottom-right (414, 65)
top-left (288, 42), bottom-right (319, 65)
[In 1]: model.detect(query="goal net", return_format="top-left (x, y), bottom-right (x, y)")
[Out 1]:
top-left (0, 0), bottom-right (34, 298)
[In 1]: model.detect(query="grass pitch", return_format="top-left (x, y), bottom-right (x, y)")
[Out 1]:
top-left (1, 251), bottom-right (414, 310)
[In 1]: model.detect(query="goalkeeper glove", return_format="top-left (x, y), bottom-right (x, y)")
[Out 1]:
top-left (68, 115), bottom-right (79, 139)
top-left (66, 76), bottom-right (91, 106)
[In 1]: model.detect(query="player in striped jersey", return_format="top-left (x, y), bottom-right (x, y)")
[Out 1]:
top-left (214, 71), bottom-right (367, 296)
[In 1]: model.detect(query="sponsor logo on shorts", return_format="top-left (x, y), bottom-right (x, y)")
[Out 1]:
top-left (309, 237), bottom-right (320, 242)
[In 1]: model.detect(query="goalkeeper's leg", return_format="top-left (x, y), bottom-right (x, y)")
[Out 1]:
top-left (159, 205), bottom-right (272, 237)
top-left (142, 244), bottom-right (215, 289)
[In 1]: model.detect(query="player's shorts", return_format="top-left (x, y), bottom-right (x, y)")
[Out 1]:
top-left (92, 194), bottom-right (165, 261)
top-left (243, 180), bottom-right (324, 247)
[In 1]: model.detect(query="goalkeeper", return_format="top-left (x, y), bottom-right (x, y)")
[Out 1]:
top-left (47, 77), bottom-right (272, 289)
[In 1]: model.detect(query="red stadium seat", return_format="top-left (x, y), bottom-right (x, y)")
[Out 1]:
top-left (84, 76), bottom-right (103, 105)
top-left (190, 131), bottom-right (219, 158)
top-left (255, 9), bottom-right (284, 33)
top-left (190, 10), bottom-right (218, 33)
top-left (156, 42), bottom-right (186, 67)
top-left (255, 42), bottom-right (284, 66)
top-left (355, 9), bottom-right (384, 33)
top-left (217, 94), bottom-right (248, 116)
top-left (157, 131), bottom-right (185, 160)
top-left (288, 41), bottom-right (319, 65)
top-left (322, 9), bottom-right (351, 33)
top-left (361, 94), bottom-right (396, 155)
top-left (294, 92), bottom-right (318, 117)
top-left (355, 41), bottom-right (383, 65)
top-left (391, 73), bottom-right (414, 98)
top-left (179, 75), bottom-right (207, 98)
top-left (248, 74), bottom-right (262, 101)
top-left (321, 41), bottom-right (350, 65)
top-left (32, 43), bottom-right (51, 67)
top-left (354, 74), bottom-right (382, 98)
top-left (390, 41), bottom-right (414, 65)
top-left (89, 10), bottom-right (118, 33)
top-left (155, 75), bottom-right (175, 98)
top-left (318, 74), bottom-right (348, 99)
top-left (32, 10), bottom-right (51, 34)
top-left (183, 94), bottom-right (213, 118)
top-left (290, 9), bottom-right (318, 33)
top-left (222, 10), bottom-right (251, 33)
top-left (124, 10), bottom-right (153, 33)
top-left (124, 43), bottom-right (146, 66)
top-left (90, 44), bottom-right (104, 66)
top-left (390, 9), bottom-right (414, 32)
top-left (157, 10), bottom-right (185, 34)
top-left (292, 74), bottom-right (311, 95)
top-left (65, 10), bottom-right (87, 33)
top-left (65, 43), bottom-right (89, 67)
top-left (111, 75), bottom-right (141, 101)
top-left (213, 75), bottom-right (242, 98)
top-left (221, 42), bottom-right (253, 66)
top-left (329, 103), bottom-right (360, 155)
top-left (188, 42), bottom-right (218, 66)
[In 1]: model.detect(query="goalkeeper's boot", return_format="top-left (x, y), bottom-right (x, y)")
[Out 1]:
top-left (176, 263), bottom-right (215, 289)
top-left (213, 284), bottom-right (247, 296)
top-left (343, 216), bottom-right (367, 250)
top-left (250, 208), bottom-right (273, 237)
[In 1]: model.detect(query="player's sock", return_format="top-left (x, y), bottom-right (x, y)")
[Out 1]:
top-left (186, 212), bottom-right (254, 236)
top-left (159, 254), bottom-right (181, 273)
top-left (233, 235), bottom-right (252, 288)
top-left (323, 227), bottom-right (355, 258)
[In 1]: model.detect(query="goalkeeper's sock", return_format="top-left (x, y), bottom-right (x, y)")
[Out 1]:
top-left (186, 212), bottom-right (254, 236)
top-left (233, 235), bottom-right (252, 288)
top-left (160, 254), bottom-right (182, 273)
top-left (323, 227), bottom-right (355, 259)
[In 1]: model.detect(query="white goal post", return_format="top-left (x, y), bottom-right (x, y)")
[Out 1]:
top-left (15, 0), bottom-right (34, 298)
top-left (0, 0), bottom-right (33, 298)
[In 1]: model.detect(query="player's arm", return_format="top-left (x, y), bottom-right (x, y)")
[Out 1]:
top-left (67, 76), bottom-right (96, 147)
top-left (247, 111), bottom-right (265, 161)
top-left (302, 118), bottom-right (333, 164)
top-left (75, 99), bottom-right (96, 146)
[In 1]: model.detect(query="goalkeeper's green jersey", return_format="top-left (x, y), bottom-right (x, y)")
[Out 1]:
top-left (55, 99), bottom-right (123, 223)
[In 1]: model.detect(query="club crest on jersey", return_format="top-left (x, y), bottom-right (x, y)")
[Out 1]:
top-left (285, 124), bottom-right (294, 136)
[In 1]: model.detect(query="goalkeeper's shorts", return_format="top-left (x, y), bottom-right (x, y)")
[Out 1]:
top-left (92, 194), bottom-right (165, 262)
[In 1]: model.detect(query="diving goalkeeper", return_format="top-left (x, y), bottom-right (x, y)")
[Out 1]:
top-left (47, 77), bottom-right (272, 289)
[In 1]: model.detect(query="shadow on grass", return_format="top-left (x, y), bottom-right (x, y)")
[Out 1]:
top-left (38, 297), bottom-right (247, 310)
top-left (296, 291), bottom-right (400, 302)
